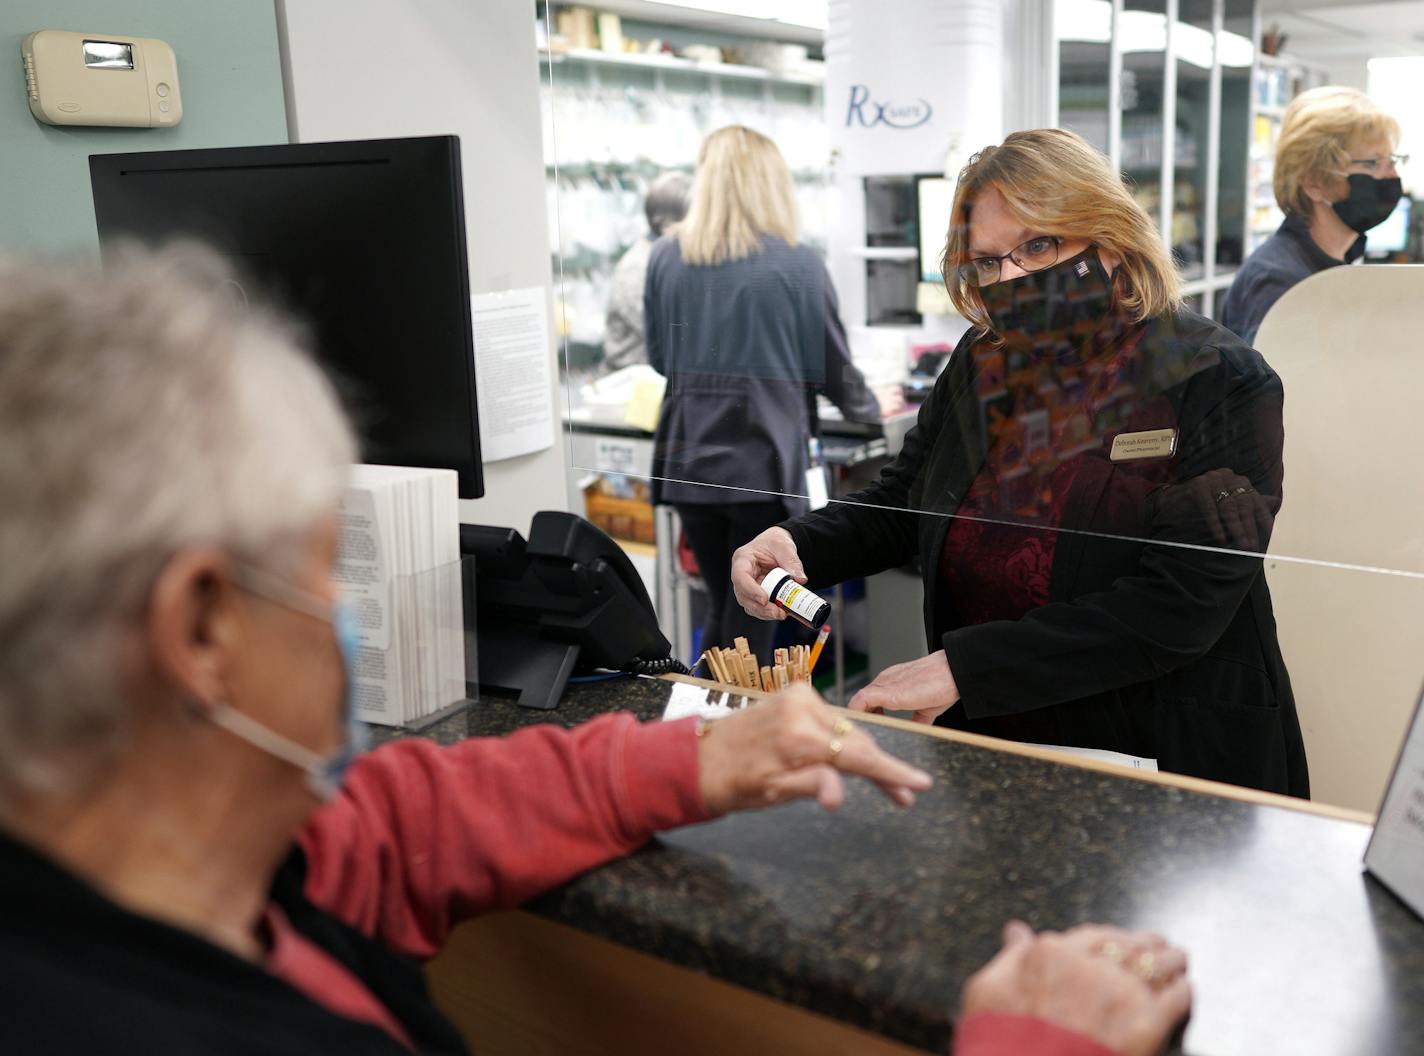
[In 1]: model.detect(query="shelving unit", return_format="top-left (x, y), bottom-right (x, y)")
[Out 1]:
top-left (1053, 0), bottom-right (1275, 317)
top-left (1246, 52), bottom-right (1329, 255)
top-left (543, 46), bottom-right (825, 85)
top-left (851, 246), bottom-right (919, 261)
top-left (541, 4), bottom-right (839, 678)
top-left (538, 18), bottom-right (827, 369)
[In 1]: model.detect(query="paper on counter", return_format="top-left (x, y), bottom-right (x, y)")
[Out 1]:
top-left (1023, 742), bottom-right (1159, 772)
top-left (661, 680), bottom-right (757, 723)
top-left (622, 376), bottom-right (665, 433)
top-left (471, 286), bottom-right (556, 463)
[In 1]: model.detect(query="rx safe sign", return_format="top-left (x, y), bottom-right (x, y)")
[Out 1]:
top-left (845, 85), bottom-right (933, 130)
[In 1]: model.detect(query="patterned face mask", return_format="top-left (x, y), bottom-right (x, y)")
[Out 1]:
top-left (980, 247), bottom-right (1116, 354)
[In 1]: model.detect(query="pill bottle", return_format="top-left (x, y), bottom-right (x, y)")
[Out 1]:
top-left (760, 567), bottom-right (831, 631)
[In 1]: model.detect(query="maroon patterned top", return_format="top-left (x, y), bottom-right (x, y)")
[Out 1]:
top-left (940, 325), bottom-right (1153, 625)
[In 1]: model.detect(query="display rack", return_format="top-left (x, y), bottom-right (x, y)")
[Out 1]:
top-left (1053, 0), bottom-right (1286, 318)
top-left (545, 46), bottom-right (825, 85)
top-left (1247, 52), bottom-right (1329, 255)
top-left (538, 20), bottom-right (827, 370)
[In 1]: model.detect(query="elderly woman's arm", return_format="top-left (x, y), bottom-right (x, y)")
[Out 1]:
top-left (296, 713), bottom-right (706, 959)
top-left (296, 688), bottom-right (931, 960)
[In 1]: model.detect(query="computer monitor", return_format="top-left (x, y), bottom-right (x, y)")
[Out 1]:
top-left (916, 174), bottom-right (954, 284)
top-left (1368, 195), bottom-right (1411, 257)
top-left (90, 136), bottom-right (485, 498)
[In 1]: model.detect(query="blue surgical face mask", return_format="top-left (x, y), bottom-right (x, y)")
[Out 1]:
top-left (314, 598), bottom-right (371, 798)
top-left (206, 568), bottom-right (370, 803)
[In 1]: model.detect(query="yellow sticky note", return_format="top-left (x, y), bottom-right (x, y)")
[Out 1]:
top-left (623, 377), bottom-right (665, 433)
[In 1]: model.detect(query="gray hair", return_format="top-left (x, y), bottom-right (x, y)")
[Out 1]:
top-left (645, 170), bottom-right (692, 237)
top-left (0, 244), bottom-right (357, 797)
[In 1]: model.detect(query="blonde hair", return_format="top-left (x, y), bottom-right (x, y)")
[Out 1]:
top-left (676, 126), bottom-right (798, 266)
top-left (942, 128), bottom-right (1181, 330)
top-left (1274, 86), bottom-right (1401, 215)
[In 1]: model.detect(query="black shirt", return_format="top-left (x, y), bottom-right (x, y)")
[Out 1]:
top-left (0, 830), bottom-right (468, 1055)
top-left (1219, 213), bottom-right (1365, 345)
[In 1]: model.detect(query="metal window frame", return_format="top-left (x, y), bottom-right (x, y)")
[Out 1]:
top-left (1052, 0), bottom-right (1254, 316)
top-left (1200, 0), bottom-right (1223, 314)
top-left (1161, 0), bottom-right (1179, 244)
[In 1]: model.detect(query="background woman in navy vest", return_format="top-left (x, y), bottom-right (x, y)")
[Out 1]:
top-left (645, 125), bottom-right (900, 661)
top-left (1221, 86), bottom-right (1403, 344)
top-left (732, 129), bottom-right (1309, 796)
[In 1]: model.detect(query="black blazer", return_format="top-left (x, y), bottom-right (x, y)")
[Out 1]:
top-left (782, 310), bottom-right (1309, 796)
top-left (645, 235), bottom-right (879, 510)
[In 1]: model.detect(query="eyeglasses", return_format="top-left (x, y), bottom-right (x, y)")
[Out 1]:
top-left (958, 236), bottom-right (1063, 288)
top-left (1347, 153), bottom-right (1409, 172)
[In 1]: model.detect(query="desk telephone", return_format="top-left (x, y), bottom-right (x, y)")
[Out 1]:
top-left (463, 512), bottom-right (685, 710)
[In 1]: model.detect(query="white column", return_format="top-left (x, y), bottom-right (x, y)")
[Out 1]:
top-left (826, 0), bottom-right (1005, 179)
top-left (824, 0), bottom-right (1005, 337)
top-left (276, 0), bottom-right (569, 532)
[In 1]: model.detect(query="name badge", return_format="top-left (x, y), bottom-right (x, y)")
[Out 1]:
top-left (1109, 428), bottom-right (1178, 462)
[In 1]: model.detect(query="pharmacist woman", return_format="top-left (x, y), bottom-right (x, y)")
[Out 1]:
top-left (732, 129), bottom-right (1309, 796)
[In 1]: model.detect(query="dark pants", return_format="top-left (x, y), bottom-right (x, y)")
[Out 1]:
top-left (674, 501), bottom-right (786, 662)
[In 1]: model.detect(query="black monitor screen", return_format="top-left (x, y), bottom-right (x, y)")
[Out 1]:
top-left (90, 136), bottom-right (484, 498)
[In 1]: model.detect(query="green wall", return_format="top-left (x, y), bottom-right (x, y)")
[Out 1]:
top-left (0, 1), bottom-right (288, 254)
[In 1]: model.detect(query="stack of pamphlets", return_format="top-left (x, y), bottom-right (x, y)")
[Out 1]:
top-left (334, 465), bottom-right (464, 726)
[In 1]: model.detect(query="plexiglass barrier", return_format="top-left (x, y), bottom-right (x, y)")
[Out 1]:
top-left (540, 1), bottom-right (1424, 810)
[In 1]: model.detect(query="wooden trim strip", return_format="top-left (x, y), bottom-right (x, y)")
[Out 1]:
top-left (659, 675), bottom-right (1375, 826)
top-left (427, 911), bottom-right (931, 1056)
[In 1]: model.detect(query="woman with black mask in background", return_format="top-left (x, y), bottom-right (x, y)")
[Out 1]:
top-left (1221, 86), bottom-right (1404, 344)
top-left (730, 129), bottom-right (1310, 797)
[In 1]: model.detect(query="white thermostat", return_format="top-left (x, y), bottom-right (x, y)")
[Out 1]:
top-left (21, 29), bottom-right (182, 128)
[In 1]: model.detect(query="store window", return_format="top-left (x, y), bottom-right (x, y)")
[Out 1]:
top-left (1120, 0), bottom-right (1168, 228)
top-left (1055, 0), bottom-right (1112, 154)
top-left (1172, 0), bottom-right (1212, 282)
top-left (1215, 0), bottom-right (1254, 269)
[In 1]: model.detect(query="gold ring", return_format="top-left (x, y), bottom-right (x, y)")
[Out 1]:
top-left (1096, 940), bottom-right (1128, 966)
top-left (828, 738), bottom-right (845, 764)
top-left (1130, 951), bottom-right (1161, 985)
top-left (832, 717), bottom-right (852, 736)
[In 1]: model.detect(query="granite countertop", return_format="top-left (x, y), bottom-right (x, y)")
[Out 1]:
top-left (380, 677), bottom-right (1424, 1055)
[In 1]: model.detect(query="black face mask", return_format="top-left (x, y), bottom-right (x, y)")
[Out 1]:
top-left (1332, 174), bottom-right (1403, 234)
top-left (980, 247), bottom-right (1117, 353)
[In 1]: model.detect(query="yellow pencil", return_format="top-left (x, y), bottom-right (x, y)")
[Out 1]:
top-left (807, 624), bottom-right (831, 675)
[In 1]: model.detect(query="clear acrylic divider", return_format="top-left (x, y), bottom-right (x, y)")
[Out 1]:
top-left (540, 1), bottom-right (1424, 810)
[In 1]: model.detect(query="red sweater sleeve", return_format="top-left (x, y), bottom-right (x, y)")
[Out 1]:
top-left (296, 713), bottom-right (710, 959)
top-left (953, 1013), bottom-right (1119, 1056)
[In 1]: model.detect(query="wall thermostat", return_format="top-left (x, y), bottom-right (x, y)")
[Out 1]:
top-left (21, 29), bottom-right (182, 128)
